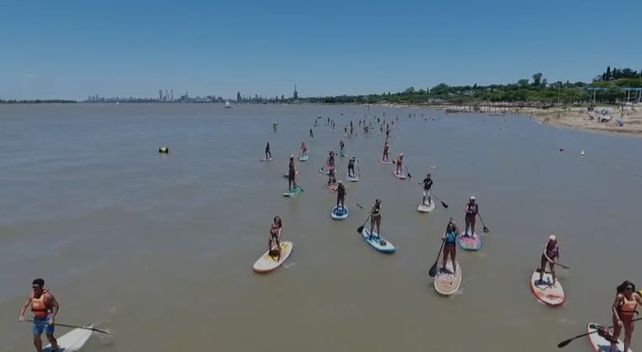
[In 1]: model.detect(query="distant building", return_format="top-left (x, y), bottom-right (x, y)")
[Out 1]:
top-left (237, 92), bottom-right (241, 102)
top-left (293, 84), bottom-right (298, 100)
top-left (170, 89), bottom-right (174, 101)
top-left (159, 90), bottom-right (163, 101)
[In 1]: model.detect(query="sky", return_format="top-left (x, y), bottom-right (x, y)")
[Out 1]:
top-left (0, 0), bottom-right (640, 100)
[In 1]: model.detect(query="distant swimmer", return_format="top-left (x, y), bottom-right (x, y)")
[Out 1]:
top-left (288, 155), bottom-right (297, 192)
top-left (464, 196), bottom-right (479, 235)
top-left (537, 234), bottom-right (560, 285)
top-left (441, 219), bottom-right (459, 273)
top-left (382, 141), bottom-right (390, 162)
top-left (395, 153), bottom-right (404, 174)
top-left (336, 180), bottom-right (346, 211)
top-left (369, 199), bottom-right (382, 238)
top-left (265, 142), bottom-right (272, 160)
top-left (611, 281), bottom-right (641, 352)
top-left (347, 156), bottom-right (357, 178)
top-left (420, 173), bottom-right (433, 206)
top-left (19, 278), bottom-right (60, 352)
top-left (268, 216), bottom-right (283, 261)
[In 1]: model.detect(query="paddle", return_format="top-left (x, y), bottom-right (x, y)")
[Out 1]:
top-left (357, 159), bottom-right (360, 178)
top-left (557, 317), bottom-right (642, 348)
top-left (553, 262), bottom-right (570, 269)
top-left (25, 320), bottom-right (111, 335)
top-left (355, 202), bottom-right (364, 209)
top-left (430, 192), bottom-right (449, 209)
top-left (428, 240), bottom-right (446, 277)
top-left (406, 165), bottom-right (412, 179)
top-left (477, 212), bottom-right (490, 233)
top-left (356, 215), bottom-right (371, 234)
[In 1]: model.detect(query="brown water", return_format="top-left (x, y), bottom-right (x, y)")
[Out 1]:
top-left (1, 103), bottom-right (641, 352)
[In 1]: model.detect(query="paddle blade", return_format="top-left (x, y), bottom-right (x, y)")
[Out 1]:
top-left (483, 226), bottom-right (489, 233)
top-left (428, 262), bottom-right (438, 277)
top-left (441, 201), bottom-right (449, 209)
top-left (557, 339), bottom-right (572, 348)
top-left (357, 225), bottom-right (364, 234)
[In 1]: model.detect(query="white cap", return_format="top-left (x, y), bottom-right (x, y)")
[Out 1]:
top-left (549, 234), bottom-right (557, 241)
top-left (470, 196), bottom-right (476, 200)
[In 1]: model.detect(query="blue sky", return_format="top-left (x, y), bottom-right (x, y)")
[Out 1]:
top-left (1, 0), bottom-right (640, 100)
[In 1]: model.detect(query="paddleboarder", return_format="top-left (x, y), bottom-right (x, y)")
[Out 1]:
top-left (19, 278), bottom-right (60, 352)
top-left (327, 164), bottom-right (336, 186)
top-left (441, 219), bottom-right (459, 274)
top-left (273, 122), bottom-right (278, 133)
top-left (420, 173), bottom-right (433, 206)
top-left (611, 281), bottom-right (641, 352)
top-left (268, 216), bottom-right (283, 261)
top-left (265, 142), bottom-right (272, 160)
top-left (464, 196), bottom-right (479, 236)
top-left (347, 156), bottom-right (357, 178)
top-left (327, 150), bottom-right (335, 168)
top-left (369, 199), bottom-right (382, 238)
top-left (382, 141), bottom-right (390, 162)
top-left (537, 234), bottom-right (560, 285)
top-left (300, 142), bottom-right (307, 157)
top-left (287, 155), bottom-right (297, 192)
top-left (395, 154), bottom-right (404, 174)
top-left (309, 128), bottom-right (314, 138)
top-left (336, 181), bottom-right (346, 210)
top-left (339, 140), bottom-right (345, 156)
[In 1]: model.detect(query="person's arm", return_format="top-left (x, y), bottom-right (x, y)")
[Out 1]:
top-left (18, 295), bottom-right (32, 321)
top-left (612, 294), bottom-right (623, 324)
top-left (48, 294), bottom-right (59, 323)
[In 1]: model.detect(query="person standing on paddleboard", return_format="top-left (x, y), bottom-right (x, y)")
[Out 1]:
top-left (300, 142), bottom-right (307, 157)
top-left (347, 156), bottom-right (357, 178)
top-left (382, 141), bottom-right (390, 162)
top-left (395, 154), bottom-right (404, 174)
top-left (464, 196), bottom-right (479, 236)
top-left (611, 281), bottom-right (641, 352)
top-left (265, 142), bottom-right (272, 160)
top-left (441, 219), bottom-right (459, 274)
top-left (19, 278), bottom-right (60, 352)
top-left (327, 150), bottom-right (335, 169)
top-left (339, 140), bottom-right (345, 156)
top-left (273, 122), bottom-right (278, 133)
top-left (288, 155), bottom-right (297, 192)
top-left (538, 234), bottom-right (560, 284)
top-left (336, 181), bottom-right (346, 210)
top-left (421, 173), bottom-right (433, 206)
top-left (327, 164), bottom-right (336, 186)
top-left (369, 199), bottom-right (382, 237)
top-left (309, 128), bottom-right (314, 138)
top-left (268, 216), bottom-right (283, 261)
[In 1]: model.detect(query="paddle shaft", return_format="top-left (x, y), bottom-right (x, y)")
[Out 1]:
top-left (25, 320), bottom-right (110, 335)
top-left (477, 212), bottom-right (489, 231)
top-left (558, 317), bottom-right (642, 348)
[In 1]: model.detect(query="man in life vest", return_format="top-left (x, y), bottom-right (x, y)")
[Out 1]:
top-left (19, 278), bottom-right (60, 352)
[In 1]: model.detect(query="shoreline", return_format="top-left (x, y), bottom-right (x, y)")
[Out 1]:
top-left (377, 102), bottom-right (642, 138)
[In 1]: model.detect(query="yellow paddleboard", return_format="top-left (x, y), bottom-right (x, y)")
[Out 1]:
top-left (253, 241), bottom-right (293, 273)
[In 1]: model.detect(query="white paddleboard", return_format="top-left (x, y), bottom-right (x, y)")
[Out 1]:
top-left (529, 270), bottom-right (565, 306)
top-left (346, 173), bottom-right (359, 182)
top-left (44, 326), bottom-right (93, 352)
top-left (587, 322), bottom-right (633, 352)
top-left (253, 241), bottom-right (294, 273)
top-left (393, 170), bottom-right (407, 179)
top-left (434, 260), bottom-right (462, 296)
top-left (331, 206), bottom-right (349, 220)
top-left (361, 228), bottom-right (396, 253)
top-left (417, 201), bottom-right (435, 213)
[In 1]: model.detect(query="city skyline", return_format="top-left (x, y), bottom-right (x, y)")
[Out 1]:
top-left (1, 0), bottom-right (640, 100)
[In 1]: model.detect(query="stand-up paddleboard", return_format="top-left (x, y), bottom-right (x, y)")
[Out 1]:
top-left (434, 260), bottom-right (462, 296)
top-left (361, 228), bottom-right (396, 253)
top-left (529, 270), bottom-right (565, 306)
top-left (331, 206), bottom-right (349, 220)
top-left (380, 160), bottom-right (393, 165)
top-left (44, 326), bottom-right (93, 352)
top-left (393, 170), bottom-right (407, 179)
top-left (283, 171), bottom-right (300, 178)
top-left (340, 152), bottom-right (346, 158)
top-left (253, 241), bottom-right (294, 273)
top-left (458, 231), bottom-right (482, 251)
top-left (417, 201), bottom-right (435, 213)
top-left (299, 155), bottom-right (309, 162)
top-left (326, 183), bottom-right (338, 192)
top-left (282, 186), bottom-right (303, 198)
top-left (346, 173), bottom-right (359, 182)
top-left (587, 322), bottom-right (632, 352)
top-left (260, 157), bottom-right (275, 162)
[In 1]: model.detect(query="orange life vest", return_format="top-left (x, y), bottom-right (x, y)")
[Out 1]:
top-left (31, 291), bottom-right (51, 319)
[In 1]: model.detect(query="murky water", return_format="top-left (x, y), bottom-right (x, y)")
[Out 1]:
top-left (1, 103), bottom-right (641, 351)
